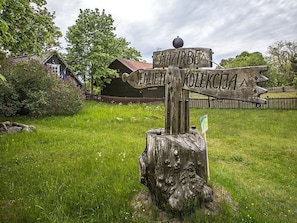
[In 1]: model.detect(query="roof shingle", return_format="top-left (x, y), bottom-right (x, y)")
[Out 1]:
top-left (111, 58), bottom-right (152, 72)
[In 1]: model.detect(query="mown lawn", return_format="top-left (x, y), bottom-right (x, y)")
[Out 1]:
top-left (0, 101), bottom-right (296, 222)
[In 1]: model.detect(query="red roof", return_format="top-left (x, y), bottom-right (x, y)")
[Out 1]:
top-left (110, 58), bottom-right (152, 72)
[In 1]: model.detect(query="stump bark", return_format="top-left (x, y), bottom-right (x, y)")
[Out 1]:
top-left (140, 128), bottom-right (213, 214)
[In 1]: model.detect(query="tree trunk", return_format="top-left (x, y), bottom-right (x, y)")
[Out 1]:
top-left (140, 128), bottom-right (213, 214)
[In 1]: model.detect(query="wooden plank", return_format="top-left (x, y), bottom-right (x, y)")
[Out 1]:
top-left (181, 66), bottom-right (268, 104)
top-left (122, 69), bottom-right (166, 89)
top-left (165, 66), bottom-right (183, 134)
top-left (179, 90), bottom-right (189, 134)
top-left (153, 48), bottom-right (212, 68)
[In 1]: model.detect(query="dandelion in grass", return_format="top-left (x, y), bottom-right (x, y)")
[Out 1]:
top-left (96, 152), bottom-right (102, 161)
top-left (118, 152), bottom-right (126, 162)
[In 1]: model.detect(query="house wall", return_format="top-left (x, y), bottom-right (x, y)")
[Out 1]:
top-left (101, 78), bottom-right (165, 98)
top-left (101, 78), bottom-right (143, 97)
top-left (45, 54), bottom-right (67, 74)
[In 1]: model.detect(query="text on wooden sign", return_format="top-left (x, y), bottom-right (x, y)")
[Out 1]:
top-left (153, 48), bottom-right (213, 68)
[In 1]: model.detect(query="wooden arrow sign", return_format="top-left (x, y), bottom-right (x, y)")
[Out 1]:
top-left (122, 68), bottom-right (166, 89)
top-left (181, 66), bottom-right (268, 104)
top-left (122, 65), bottom-right (268, 104)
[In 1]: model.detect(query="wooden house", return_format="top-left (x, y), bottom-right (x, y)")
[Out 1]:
top-left (11, 51), bottom-right (82, 87)
top-left (101, 58), bottom-right (165, 103)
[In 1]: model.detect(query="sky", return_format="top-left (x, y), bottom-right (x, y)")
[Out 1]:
top-left (47, 0), bottom-right (297, 65)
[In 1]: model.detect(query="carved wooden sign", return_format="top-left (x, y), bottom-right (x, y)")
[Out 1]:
top-left (153, 47), bottom-right (213, 68)
top-left (132, 43), bottom-right (269, 213)
top-left (122, 47), bottom-right (268, 135)
top-left (122, 66), bottom-right (268, 104)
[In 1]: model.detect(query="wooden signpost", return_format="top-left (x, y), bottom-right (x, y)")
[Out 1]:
top-left (122, 49), bottom-right (268, 134)
top-left (124, 39), bottom-right (269, 214)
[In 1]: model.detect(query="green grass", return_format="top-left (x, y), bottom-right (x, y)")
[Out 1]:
top-left (261, 91), bottom-right (297, 98)
top-left (1, 101), bottom-right (296, 222)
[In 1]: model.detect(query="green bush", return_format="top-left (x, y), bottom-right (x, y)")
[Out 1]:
top-left (46, 78), bottom-right (83, 116)
top-left (293, 76), bottom-right (297, 89)
top-left (0, 57), bottom-right (83, 117)
top-left (0, 81), bottom-right (20, 116)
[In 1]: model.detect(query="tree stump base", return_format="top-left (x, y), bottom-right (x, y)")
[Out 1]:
top-left (140, 128), bottom-right (213, 214)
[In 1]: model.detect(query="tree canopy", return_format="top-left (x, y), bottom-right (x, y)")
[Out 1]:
top-left (219, 51), bottom-right (267, 68)
top-left (219, 43), bottom-right (297, 88)
top-left (266, 40), bottom-right (297, 87)
top-left (65, 8), bottom-right (142, 94)
top-left (0, 0), bottom-right (62, 56)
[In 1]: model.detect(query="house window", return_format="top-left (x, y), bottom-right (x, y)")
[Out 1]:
top-left (48, 64), bottom-right (61, 76)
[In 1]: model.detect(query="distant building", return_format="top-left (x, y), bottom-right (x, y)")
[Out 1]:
top-left (11, 51), bottom-right (82, 87)
top-left (101, 58), bottom-right (164, 103)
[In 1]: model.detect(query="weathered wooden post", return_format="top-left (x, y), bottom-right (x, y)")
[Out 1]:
top-left (122, 37), bottom-right (268, 214)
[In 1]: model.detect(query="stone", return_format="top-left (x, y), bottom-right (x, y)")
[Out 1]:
top-left (131, 117), bottom-right (138, 122)
top-left (7, 126), bottom-right (22, 134)
top-left (0, 121), bottom-right (36, 134)
top-left (22, 125), bottom-right (36, 132)
top-left (139, 128), bottom-right (213, 214)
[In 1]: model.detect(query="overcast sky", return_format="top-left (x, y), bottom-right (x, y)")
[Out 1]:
top-left (47, 0), bottom-right (297, 65)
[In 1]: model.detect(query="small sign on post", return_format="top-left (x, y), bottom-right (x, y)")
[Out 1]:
top-left (200, 114), bottom-right (208, 134)
top-left (153, 47), bottom-right (213, 68)
top-left (200, 114), bottom-right (210, 180)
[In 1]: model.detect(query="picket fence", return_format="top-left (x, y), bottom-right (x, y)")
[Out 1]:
top-left (87, 93), bottom-right (297, 110)
top-left (189, 97), bottom-right (297, 109)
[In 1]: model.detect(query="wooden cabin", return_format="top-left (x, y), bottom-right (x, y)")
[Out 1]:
top-left (101, 58), bottom-right (165, 103)
top-left (11, 51), bottom-right (82, 87)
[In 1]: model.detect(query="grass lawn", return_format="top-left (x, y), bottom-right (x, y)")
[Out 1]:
top-left (261, 91), bottom-right (297, 98)
top-left (0, 101), bottom-right (296, 222)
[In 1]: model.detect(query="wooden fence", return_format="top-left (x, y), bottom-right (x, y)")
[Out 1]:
top-left (266, 86), bottom-right (296, 93)
top-left (189, 97), bottom-right (297, 109)
top-left (87, 94), bottom-right (297, 109)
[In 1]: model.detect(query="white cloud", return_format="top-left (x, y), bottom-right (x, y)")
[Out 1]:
top-left (47, 0), bottom-right (297, 64)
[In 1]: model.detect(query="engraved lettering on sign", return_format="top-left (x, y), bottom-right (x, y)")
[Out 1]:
top-left (240, 79), bottom-right (248, 87)
top-left (136, 69), bottom-right (166, 88)
top-left (153, 48), bottom-right (212, 68)
top-left (182, 70), bottom-right (238, 90)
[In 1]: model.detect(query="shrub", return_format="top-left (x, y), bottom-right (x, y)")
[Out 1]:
top-left (293, 76), bottom-right (297, 89)
top-left (0, 57), bottom-right (83, 117)
top-left (46, 78), bottom-right (83, 116)
top-left (0, 81), bottom-right (20, 116)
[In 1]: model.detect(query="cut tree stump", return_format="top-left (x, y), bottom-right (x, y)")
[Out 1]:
top-left (140, 128), bottom-right (213, 214)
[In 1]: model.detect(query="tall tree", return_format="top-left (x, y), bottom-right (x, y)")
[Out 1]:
top-left (219, 51), bottom-right (267, 68)
top-left (0, 0), bottom-right (7, 82)
top-left (0, 0), bottom-right (8, 47)
top-left (291, 55), bottom-right (297, 89)
top-left (65, 8), bottom-right (141, 94)
top-left (0, 0), bottom-right (62, 56)
top-left (218, 51), bottom-right (275, 86)
top-left (266, 40), bottom-right (297, 86)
